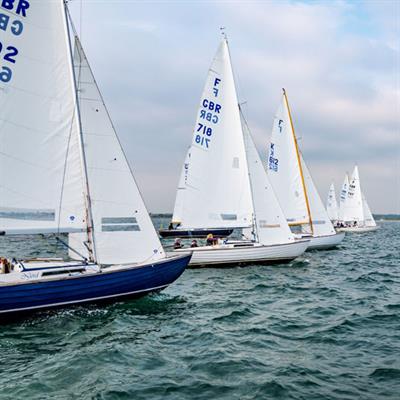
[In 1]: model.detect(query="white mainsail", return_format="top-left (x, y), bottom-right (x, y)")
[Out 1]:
top-left (326, 183), bottom-right (339, 222)
top-left (171, 39), bottom-right (253, 229)
top-left (339, 173), bottom-right (349, 222)
top-left (0, 1), bottom-right (86, 235)
top-left (300, 156), bottom-right (336, 237)
top-left (343, 166), bottom-right (364, 223)
top-left (362, 192), bottom-right (376, 227)
top-left (241, 114), bottom-right (295, 245)
top-left (267, 90), bottom-right (312, 231)
top-left (70, 36), bottom-right (165, 265)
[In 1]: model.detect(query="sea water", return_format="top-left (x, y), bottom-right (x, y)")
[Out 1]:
top-left (0, 218), bottom-right (399, 399)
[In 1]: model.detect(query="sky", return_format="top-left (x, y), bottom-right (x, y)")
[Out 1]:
top-left (68, 0), bottom-right (400, 214)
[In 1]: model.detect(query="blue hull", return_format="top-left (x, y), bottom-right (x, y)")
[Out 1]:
top-left (159, 228), bottom-right (234, 239)
top-left (0, 254), bottom-right (191, 320)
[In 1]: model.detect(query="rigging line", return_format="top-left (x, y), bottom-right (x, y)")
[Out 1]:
top-left (55, 236), bottom-right (87, 262)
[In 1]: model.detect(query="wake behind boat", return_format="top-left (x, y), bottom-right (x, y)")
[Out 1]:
top-left (0, 0), bottom-right (190, 318)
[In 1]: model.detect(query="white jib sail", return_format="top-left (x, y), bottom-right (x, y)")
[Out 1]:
top-left (343, 166), bottom-right (364, 223)
top-left (0, 0), bottom-right (86, 235)
top-left (339, 174), bottom-right (349, 222)
top-left (300, 156), bottom-right (336, 237)
top-left (71, 36), bottom-right (164, 265)
top-left (171, 39), bottom-right (253, 229)
top-left (326, 183), bottom-right (339, 222)
top-left (241, 115), bottom-right (295, 245)
top-left (267, 91), bottom-right (311, 230)
top-left (362, 192), bottom-right (376, 227)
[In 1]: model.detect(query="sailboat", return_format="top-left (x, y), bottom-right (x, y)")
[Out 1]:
top-left (267, 89), bottom-right (345, 250)
top-left (326, 183), bottom-right (339, 223)
top-left (0, 0), bottom-right (191, 318)
top-left (338, 166), bottom-right (378, 232)
top-left (171, 39), bottom-right (309, 266)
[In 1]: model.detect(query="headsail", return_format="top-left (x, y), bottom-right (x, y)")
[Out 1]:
top-left (300, 156), bottom-right (336, 236)
top-left (362, 192), bottom-right (376, 227)
top-left (0, 0), bottom-right (86, 235)
top-left (343, 166), bottom-right (363, 223)
top-left (171, 39), bottom-right (253, 229)
top-left (71, 36), bottom-right (165, 265)
top-left (267, 90), bottom-right (312, 232)
top-left (338, 174), bottom-right (349, 222)
top-left (326, 183), bottom-right (339, 222)
top-left (241, 113), bottom-right (295, 245)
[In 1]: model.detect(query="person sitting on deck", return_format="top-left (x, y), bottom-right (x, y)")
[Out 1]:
top-left (190, 240), bottom-right (198, 248)
top-left (206, 234), bottom-right (217, 246)
top-left (168, 222), bottom-right (174, 230)
top-left (174, 238), bottom-right (183, 249)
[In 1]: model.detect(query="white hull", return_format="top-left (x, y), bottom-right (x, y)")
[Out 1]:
top-left (172, 240), bottom-right (309, 267)
top-left (306, 232), bottom-right (345, 251)
top-left (337, 226), bottom-right (378, 233)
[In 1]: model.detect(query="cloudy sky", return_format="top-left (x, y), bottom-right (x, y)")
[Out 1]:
top-left (69, 0), bottom-right (399, 214)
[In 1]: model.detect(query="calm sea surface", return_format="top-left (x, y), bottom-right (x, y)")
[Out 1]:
top-left (0, 218), bottom-right (399, 399)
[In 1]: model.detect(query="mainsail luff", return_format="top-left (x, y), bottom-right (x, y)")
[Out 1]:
top-left (282, 89), bottom-right (313, 234)
top-left (339, 173), bottom-right (349, 221)
top-left (64, 5), bottom-right (95, 261)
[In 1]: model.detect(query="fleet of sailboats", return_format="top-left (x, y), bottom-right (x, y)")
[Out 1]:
top-left (170, 40), bottom-right (309, 266)
top-left (0, 2), bottom-right (379, 318)
top-left (331, 166), bottom-right (378, 232)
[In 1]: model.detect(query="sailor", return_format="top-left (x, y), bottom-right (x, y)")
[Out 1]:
top-left (190, 240), bottom-right (198, 248)
top-left (206, 233), bottom-right (216, 246)
top-left (168, 222), bottom-right (174, 230)
top-left (0, 258), bottom-right (10, 274)
top-left (174, 238), bottom-right (183, 249)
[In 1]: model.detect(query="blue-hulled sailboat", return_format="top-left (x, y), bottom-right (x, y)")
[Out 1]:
top-left (0, 0), bottom-right (190, 319)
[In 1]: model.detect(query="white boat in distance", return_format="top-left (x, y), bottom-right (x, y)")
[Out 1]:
top-left (337, 166), bottom-right (378, 232)
top-left (173, 39), bottom-right (309, 266)
top-left (0, 0), bottom-right (190, 318)
top-left (326, 182), bottom-right (339, 223)
top-left (266, 89), bottom-right (344, 250)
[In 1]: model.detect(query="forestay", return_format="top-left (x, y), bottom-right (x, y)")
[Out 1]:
top-left (0, 0), bottom-right (86, 235)
top-left (326, 183), bottom-right (339, 222)
top-left (241, 116), bottom-right (295, 245)
top-left (171, 39), bottom-right (253, 229)
top-left (267, 91), bottom-right (311, 229)
top-left (300, 156), bottom-right (336, 236)
top-left (343, 166), bottom-right (364, 223)
top-left (71, 36), bottom-right (164, 265)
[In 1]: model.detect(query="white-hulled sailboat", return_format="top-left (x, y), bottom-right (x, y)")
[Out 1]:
top-left (338, 166), bottom-right (378, 232)
top-left (266, 89), bottom-right (345, 250)
top-left (0, 0), bottom-right (190, 318)
top-left (326, 183), bottom-right (339, 223)
top-left (172, 39), bottom-right (309, 266)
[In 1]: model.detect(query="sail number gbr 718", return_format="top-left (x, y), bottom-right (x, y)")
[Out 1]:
top-left (194, 77), bottom-right (222, 149)
top-left (0, 0), bottom-right (29, 83)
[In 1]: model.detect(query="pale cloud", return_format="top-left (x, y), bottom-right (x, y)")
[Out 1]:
top-left (68, 0), bottom-right (400, 214)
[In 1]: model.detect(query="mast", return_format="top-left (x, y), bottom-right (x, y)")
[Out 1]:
top-left (225, 36), bottom-right (258, 241)
top-left (282, 88), bottom-right (314, 235)
top-left (63, 1), bottom-right (97, 262)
